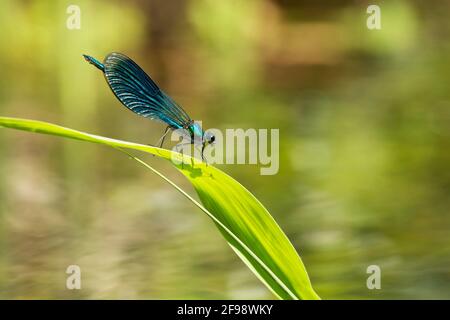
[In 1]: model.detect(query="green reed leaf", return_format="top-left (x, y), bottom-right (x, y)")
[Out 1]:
top-left (0, 116), bottom-right (320, 300)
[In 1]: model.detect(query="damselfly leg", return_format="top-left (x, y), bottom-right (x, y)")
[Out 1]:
top-left (150, 126), bottom-right (171, 156)
top-left (152, 126), bottom-right (171, 148)
top-left (174, 143), bottom-right (198, 169)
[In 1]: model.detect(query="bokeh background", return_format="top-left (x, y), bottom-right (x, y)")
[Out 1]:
top-left (0, 0), bottom-right (449, 299)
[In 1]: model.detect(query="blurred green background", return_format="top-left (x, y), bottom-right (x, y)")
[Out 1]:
top-left (0, 0), bottom-right (449, 299)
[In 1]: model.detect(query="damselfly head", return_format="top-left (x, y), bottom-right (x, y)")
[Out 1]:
top-left (203, 131), bottom-right (215, 146)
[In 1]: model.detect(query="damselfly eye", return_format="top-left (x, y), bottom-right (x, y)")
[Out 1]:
top-left (204, 132), bottom-right (215, 144)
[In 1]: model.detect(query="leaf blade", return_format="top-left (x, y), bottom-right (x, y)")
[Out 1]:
top-left (0, 116), bottom-right (320, 300)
